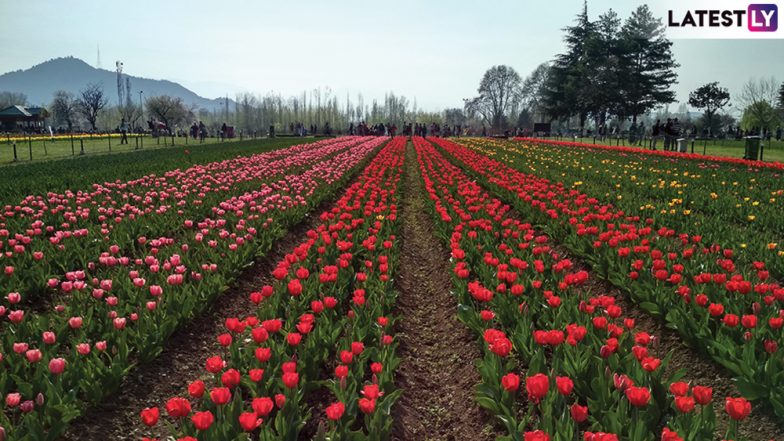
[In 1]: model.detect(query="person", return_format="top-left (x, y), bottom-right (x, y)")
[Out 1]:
top-left (481, 125), bottom-right (487, 137)
top-left (629, 121), bottom-right (638, 145)
top-left (221, 122), bottom-right (228, 140)
top-left (663, 118), bottom-right (673, 151)
top-left (638, 123), bottom-right (645, 147)
top-left (672, 118), bottom-right (682, 152)
top-left (120, 118), bottom-right (129, 144)
top-left (651, 120), bottom-right (661, 150)
top-left (776, 126), bottom-right (782, 141)
top-left (199, 121), bottom-right (207, 142)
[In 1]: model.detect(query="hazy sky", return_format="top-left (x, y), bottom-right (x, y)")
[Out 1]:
top-left (1, 0), bottom-right (782, 112)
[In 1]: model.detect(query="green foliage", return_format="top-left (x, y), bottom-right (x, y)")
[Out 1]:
top-left (688, 82), bottom-right (730, 134)
top-left (543, 4), bottom-right (678, 126)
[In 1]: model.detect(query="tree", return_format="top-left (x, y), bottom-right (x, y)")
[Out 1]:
top-left (465, 65), bottom-right (522, 131)
top-left (443, 108), bottom-right (466, 127)
top-left (517, 108), bottom-right (533, 129)
top-left (145, 95), bottom-right (187, 131)
top-left (0, 91), bottom-right (27, 109)
top-left (520, 63), bottom-right (551, 122)
top-left (51, 90), bottom-right (77, 131)
top-left (76, 83), bottom-right (108, 130)
top-left (688, 82), bottom-right (730, 135)
top-left (617, 5), bottom-right (678, 122)
top-left (586, 9), bottom-right (624, 126)
top-left (543, 1), bottom-right (595, 128)
top-left (738, 77), bottom-right (780, 134)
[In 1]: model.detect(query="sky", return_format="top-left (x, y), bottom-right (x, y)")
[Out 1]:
top-left (1, 0), bottom-right (782, 113)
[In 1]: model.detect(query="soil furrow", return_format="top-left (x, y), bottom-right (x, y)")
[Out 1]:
top-left (391, 141), bottom-right (494, 441)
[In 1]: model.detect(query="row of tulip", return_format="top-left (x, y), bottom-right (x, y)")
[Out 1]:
top-left (136, 137), bottom-right (406, 441)
top-left (491, 138), bottom-right (784, 279)
top-left (0, 137), bottom-right (386, 440)
top-left (431, 137), bottom-right (784, 421)
top-left (0, 136), bottom-right (368, 304)
top-left (413, 136), bottom-right (754, 441)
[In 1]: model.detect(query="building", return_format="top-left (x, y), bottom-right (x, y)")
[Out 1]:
top-left (0, 105), bottom-right (49, 132)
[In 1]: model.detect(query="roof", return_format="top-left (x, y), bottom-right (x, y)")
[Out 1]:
top-left (0, 105), bottom-right (32, 117)
top-left (0, 105), bottom-right (48, 119)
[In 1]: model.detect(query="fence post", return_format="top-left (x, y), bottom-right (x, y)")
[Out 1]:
top-left (79, 138), bottom-right (85, 155)
top-left (135, 136), bottom-right (139, 150)
top-left (71, 135), bottom-right (75, 155)
top-left (12, 142), bottom-right (18, 162)
top-left (43, 139), bottom-right (48, 156)
top-left (108, 134), bottom-right (112, 152)
top-left (141, 136), bottom-right (143, 149)
top-left (28, 139), bottom-right (32, 161)
top-left (691, 140), bottom-right (694, 154)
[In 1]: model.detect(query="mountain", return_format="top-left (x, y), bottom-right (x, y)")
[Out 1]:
top-left (0, 57), bottom-right (230, 110)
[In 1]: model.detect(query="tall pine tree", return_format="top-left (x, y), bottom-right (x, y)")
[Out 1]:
top-left (617, 5), bottom-right (678, 123)
top-left (543, 1), bottom-right (594, 130)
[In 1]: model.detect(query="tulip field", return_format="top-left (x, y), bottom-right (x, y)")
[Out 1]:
top-left (1, 136), bottom-right (783, 441)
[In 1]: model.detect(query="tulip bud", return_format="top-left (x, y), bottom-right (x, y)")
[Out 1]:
top-left (35, 393), bottom-right (44, 406)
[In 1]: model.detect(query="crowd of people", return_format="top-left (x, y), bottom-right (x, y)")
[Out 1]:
top-left (345, 121), bottom-right (466, 138)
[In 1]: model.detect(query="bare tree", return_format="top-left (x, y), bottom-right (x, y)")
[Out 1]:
top-left (76, 83), bottom-right (108, 130)
top-left (465, 65), bottom-right (522, 131)
top-left (51, 90), bottom-right (77, 131)
top-left (0, 91), bottom-right (27, 109)
top-left (520, 63), bottom-right (551, 122)
top-left (738, 77), bottom-right (780, 135)
top-left (145, 95), bottom-right (187, 132)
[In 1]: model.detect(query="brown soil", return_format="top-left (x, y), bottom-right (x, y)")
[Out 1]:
top-left (390, 142), bottom-right (494, 441)
top-left (61, 195), bottom-right (342, 441)
top-left (559, 244), bottom-right (784, 441)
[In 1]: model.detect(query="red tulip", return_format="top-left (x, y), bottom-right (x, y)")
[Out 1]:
top-left (282, 372), bottom-right (299, 389)
top-left (489, 336), bottom-right (512, 357)
top-left (625, 386), bottom-right (650, 407)
top-left (725, 397), bottom-right (751, 420)
top-left (191, 410), bottom-right (214, 431)
top-left (140, 407), bottom-right (160, 427)
top-left (209, 387), bottom-right (231, 405)
top-left (188, 380), bottom-right (205, 398)
top-left (692, 386), bottom-right (713, 405)
top-left (165, 397), bottom-right (191, 418)
top-left (358, 397), bottom-right (375, 414)
top-left (205, 355), bottom-right (224, 373)
top-left (555, 376), bottom-right (573, 396)
top-left (252, 397), bottom-right (274, 416)
top-left (239, 412), bottom-right (262, 431)
top-left (570, 403), bottom-right (588, 422)
top-left (501, 373), bottom-right (520, 392)
top-left (524, 431), bottom-right (550, 441)
top-left (48, 358), bottom-right (66, 375)
top-left (526, 373), bottom-right (549, 402)
top-left (326, 402), bottom-right (345, 420)
top-left (669, 382), bottom-right (689, 397)
top-left (674, 396), bottom-right (695, 413)
top-left (221, 369), bottom-right (241, 388)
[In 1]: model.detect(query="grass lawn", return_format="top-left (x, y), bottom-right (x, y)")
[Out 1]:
top-left (548, 136), bottom-right (784, 163)
top-left (0, 133), bottom-right (272, 164)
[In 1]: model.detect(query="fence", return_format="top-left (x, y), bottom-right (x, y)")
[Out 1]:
top-left (1, 130), bottom-right (263, 164)
top-left (532, 134), bottom-right (784, 162)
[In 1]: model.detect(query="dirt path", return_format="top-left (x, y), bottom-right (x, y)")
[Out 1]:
top-left (391, 141), bottom-right (494, 441)
top-left (62, 195), bottom-right (341, 441)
